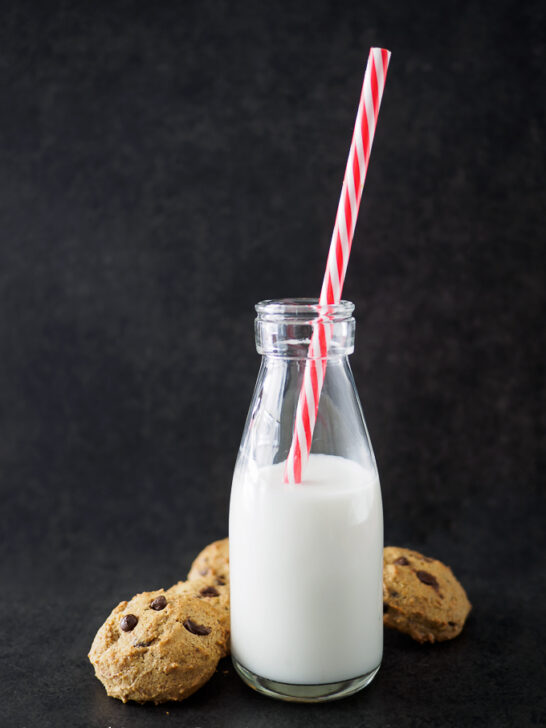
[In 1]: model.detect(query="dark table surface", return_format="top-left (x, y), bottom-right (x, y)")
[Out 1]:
top-left (1, 1), bottom-right (544, 726)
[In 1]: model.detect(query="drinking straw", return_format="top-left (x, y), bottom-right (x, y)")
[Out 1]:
top-left (284, 47), bottom-right (391, 484)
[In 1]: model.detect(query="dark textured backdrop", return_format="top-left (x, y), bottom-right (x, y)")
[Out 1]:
top-left (0, 1), bottom-right (544, 726)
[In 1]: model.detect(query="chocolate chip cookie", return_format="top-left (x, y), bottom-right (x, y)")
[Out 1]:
top-left (89, 589), bottom-right (229, 703)
top-left (187, 537), bottom-right (229, 586)
top-left (383, 546), bottom-right (471, 643)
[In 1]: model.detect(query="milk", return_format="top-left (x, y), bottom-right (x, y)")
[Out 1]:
top-left (229, 453), bottom-right (383, 685)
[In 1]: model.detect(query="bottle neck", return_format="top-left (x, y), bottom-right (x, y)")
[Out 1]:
top-left (254, 298), bottom-right (356, 360)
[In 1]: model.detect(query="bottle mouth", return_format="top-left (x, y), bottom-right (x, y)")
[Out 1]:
top-left (255, 298), bottom-right (355, 322)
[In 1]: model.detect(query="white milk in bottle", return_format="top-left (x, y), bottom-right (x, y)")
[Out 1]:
top-left (230, 453), bottom-right (383, 685)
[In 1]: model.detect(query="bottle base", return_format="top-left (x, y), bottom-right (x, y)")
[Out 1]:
top-left (232, 657), bottom-right (381, 703)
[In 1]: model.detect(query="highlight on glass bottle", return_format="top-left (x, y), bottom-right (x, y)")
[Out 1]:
top-left (229, 299), bottom-right (383, 702)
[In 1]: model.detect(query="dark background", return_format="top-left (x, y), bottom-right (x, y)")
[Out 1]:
top-left (0, 1), bottom-right (544, 726)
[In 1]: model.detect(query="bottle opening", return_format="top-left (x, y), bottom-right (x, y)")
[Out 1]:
top-left (256, 298), bottom-right (355, 323)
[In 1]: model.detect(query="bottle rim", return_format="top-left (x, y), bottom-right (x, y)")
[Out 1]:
top-left (255, 298), bottom-right (355, 322)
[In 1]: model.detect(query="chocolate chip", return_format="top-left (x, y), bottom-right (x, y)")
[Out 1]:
top-left (183, 618), bottom-right (211, 636)
top-left (150, 595), bottom-right (167, 611)
top-left (389, 589), bottom-right (399, 598)
top-left (199, 568), bottom-right (209, 576)
top-left (134, 639), bottom-right (153, 648)
top-left (394, 557), bottom-right (410, 566)
top-left (448, 621), bottom-right (456, 626)
top-left (199, 586), bottom-right (220, 598)
top-left (416, 570), bottom-right (439, 591)
top-left (215, 577), bottom-right (226, 586)
top-left (383, 603), bottom-right (389, 613)
top-left (120, 614), bottom-right (138, 632)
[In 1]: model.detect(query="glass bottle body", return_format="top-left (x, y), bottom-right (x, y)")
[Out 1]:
top-left (229, 300), bottom-right (383, 702)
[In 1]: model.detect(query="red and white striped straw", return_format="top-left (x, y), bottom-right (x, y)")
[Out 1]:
top-left (284, 47), bottom-right (391, 484)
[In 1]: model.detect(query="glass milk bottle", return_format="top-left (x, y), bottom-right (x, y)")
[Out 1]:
top-left (229, 299), bottom-right (383, 702)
